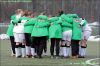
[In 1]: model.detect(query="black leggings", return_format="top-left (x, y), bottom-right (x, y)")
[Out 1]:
top-left (71, 40), bottom-right (80, 56)
top-left (24, 33), bottom-right (32, 46)
top-left (31, 36), bottom-right (47, 57)
top-left (43, 39), bottom-right (47, 53)
top-left (50, 38), bottom-right (61, 56)
top-left (10, 36), bottom-right (16, 54)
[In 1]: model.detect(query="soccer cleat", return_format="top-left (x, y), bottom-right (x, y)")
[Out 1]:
top-left (16, 55), bottom-right (22, 58)
top-left (38, 56), bottom-right (42, 59)
top-left (78, 56), bottom-right (85, 58)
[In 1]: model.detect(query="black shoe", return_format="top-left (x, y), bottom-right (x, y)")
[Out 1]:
top-left (34, 55), bottom-right (38, 58)
top-left (78, 56), bottom-right (85, 58)
top-left (16, 55), bottom-right (21, 58)
top-left (26, 55), bottom-right (32, 58)
top-left (63, 56), bottom-right (70, 59)
top-left (39, 56), bottom-right (42, 59)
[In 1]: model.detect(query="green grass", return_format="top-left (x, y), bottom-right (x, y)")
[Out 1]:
top-left (0, 40), bottom-right (100, 66)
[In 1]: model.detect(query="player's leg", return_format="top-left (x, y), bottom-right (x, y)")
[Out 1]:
top-left (43, 38), bottom-right (47, 56)
top-left (19, 33), bottom-right (26, 58)
top-left (50, 38), bottom-right (55, 58)
top-left (25, 33), bottom-right (31, 57)
top-left (61, 40), bottom-right (67, 58)
top-left (79, 31), bottom-right (91, 58)
top-left (71, 40), bottom-right (80, 59)
top-left (10, 36), bottom-right (16, 56)
top-left (38, 36), bottom-right (47, 58)
top-left (65, 30), bottom-right (72, 58)
top-left (59, 40), bottom-right (63, 56)
top-left (31, 37), bottom-right (36, 58)
top-left (55, 38), bottom-right (60, 59)
top-left (14, 33), bottom-right (21, 58)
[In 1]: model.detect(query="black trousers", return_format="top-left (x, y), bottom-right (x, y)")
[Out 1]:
top-left (32, 36), bottom-right (47, 57)
top-left (43, 39), bottom-right (47, 53)
top-left (10, 36), bottom-right (16, 54)
top-left (71, 40), bottom-right (80, 56)
top-left (24, 33), bottom-right (32, 46)
top-left (50, 38), bottom-right (60, 56)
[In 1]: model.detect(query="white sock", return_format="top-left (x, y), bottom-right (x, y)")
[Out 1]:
top-left (31, 48), bottom-right (35, 56)
top-left (15, 48), bottom-right (21, 57)
top-left (79, 46), bottom-right (82, 55)
top-left (59, 47), bottom-right (63, 56)
top-left (81, 48), bottom-right (86, 56)
top-left (25, 46), bottom-right (31, 55)
top-left (66, 47), bottom-right (70, 56)
top-left (21, 48), bottom-right (26, 57)
top-left (62, 47), bottom-right (67, 57)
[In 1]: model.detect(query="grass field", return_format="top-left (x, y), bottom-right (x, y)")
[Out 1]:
top-left (0, 40), bottom-right (100, 66)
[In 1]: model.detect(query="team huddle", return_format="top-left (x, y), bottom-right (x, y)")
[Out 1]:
top-left (7, 9), bottom-right (92, 59)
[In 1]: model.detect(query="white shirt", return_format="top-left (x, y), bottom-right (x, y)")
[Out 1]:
top-left (82, 24), bottom-right (92, 31)
top-left (13, 16), bottom-right (27, 33)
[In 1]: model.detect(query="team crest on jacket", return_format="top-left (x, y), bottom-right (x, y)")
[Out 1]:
top-left (74, 19), bottom-right (79, 22)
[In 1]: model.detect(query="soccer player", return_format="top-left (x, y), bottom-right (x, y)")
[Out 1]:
top-left (24, 12), bottom-right (37, 58)
top-left (49, 16), bottom-right (62, 59)
top-left (13, 10), bottom-right (30, 58)
top-left (23, 10), bottom-right (33, 58)
top-left (31, 14), bottom-right (49, 58)
top-left (7, 9), bottom-right (23, 56)
top-left (71, 14), bottom-right (82, 59)
top-left (79, 18), bottom-right (92, 58)
top-left (60, 14), bottom-right (73, 58)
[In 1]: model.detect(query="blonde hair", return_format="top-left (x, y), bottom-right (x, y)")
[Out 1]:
top-left (15, 9), bottom-right (23, 14)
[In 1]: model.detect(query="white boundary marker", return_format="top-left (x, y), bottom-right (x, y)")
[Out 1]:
top-left (86, 58), bottom-right (100, 66)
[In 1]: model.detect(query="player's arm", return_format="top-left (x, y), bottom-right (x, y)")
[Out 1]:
top-left (61, 21), bottom-right (72, 28)
top-left (54, 17), bottom-right (62, 24)
top-left (24, 18), bottom-right (36, 26)
top-left (38, 21), bottom-right (50, 27)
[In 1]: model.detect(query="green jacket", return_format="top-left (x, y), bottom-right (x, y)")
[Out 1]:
top-left (6, 15), bottom-right (16, 36)
top-left (31, 15), bottom-right (49, 37)
top-left (61, 14), bottom-right (73, 32)
top-left (49, 17), bottom-right (62, 38)
top-left (72, 18), bottom-right (82, 40)
top-left (24, 18), bottom-right (37, 33)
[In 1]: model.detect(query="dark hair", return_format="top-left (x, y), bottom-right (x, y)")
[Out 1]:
top-left (58, 10), bottom-right (64, 16)
top-left (24, 10), bottom-right (33, 17)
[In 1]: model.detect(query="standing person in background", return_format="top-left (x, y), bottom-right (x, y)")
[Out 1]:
top-left (6, 9), bottom-right (23, 56)
top-left (79, 18), bottom-right (92, 58)
top-left (71, 14), bottom-right (82, 59)
top-left (31, 14), bottom-right (49, 58)
top-left (60, 14), bottom-right (73, 58)
top-left (49, 15), bottom-right (62, 59)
